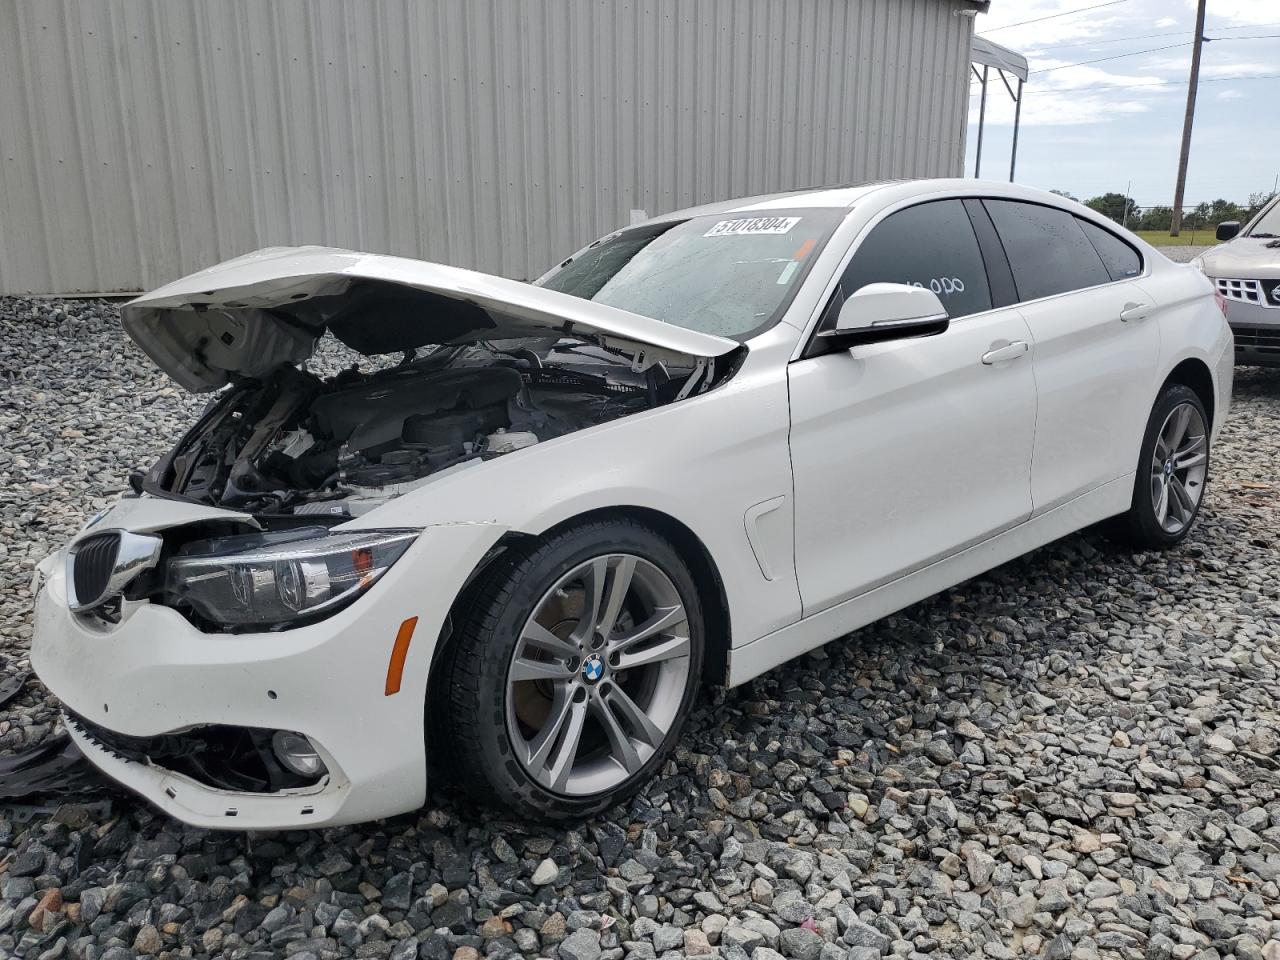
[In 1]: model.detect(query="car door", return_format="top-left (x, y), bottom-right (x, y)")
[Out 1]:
top-left (982, 200), bottom-right (1160, 513)
top-left (787, 199), bottom-right (1038, 617)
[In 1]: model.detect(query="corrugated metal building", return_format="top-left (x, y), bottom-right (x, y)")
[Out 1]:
top-left (0, 0), bottom-right (986, 295)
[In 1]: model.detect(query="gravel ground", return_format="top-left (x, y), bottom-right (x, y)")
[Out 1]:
top-left (1159, 246), bottom-right (1212, 265)
top-left (1, 296), bottom-right (1279, 960)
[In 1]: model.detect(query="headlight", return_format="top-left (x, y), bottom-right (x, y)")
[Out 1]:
top-left (165, 526), bottom-right (418, 627)
top-left (1189, 254), bottom-right (1205, 273)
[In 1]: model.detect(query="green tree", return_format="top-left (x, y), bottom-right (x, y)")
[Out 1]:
top-left (1207, 199), bottom-right (1244, 224)
top-left (1245, 191), bottom-right (1277, 221)
top-left (1137, 206), bottom-right (1173, 231)
top-left (1085, 192), bottom-right (1138, 225)
top-left (1050, 189), bottom-right (1079, 202)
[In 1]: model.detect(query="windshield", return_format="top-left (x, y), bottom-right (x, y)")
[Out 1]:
top-left (537, 209), bottom-right (845, 338)
top-left (1247, 199), bottom-right (1280, 238)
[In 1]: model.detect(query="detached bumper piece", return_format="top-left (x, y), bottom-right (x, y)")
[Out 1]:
top-left (63, 711), bottom-right (323, 794)
top-left (0, 735), bottom-right (111, 801)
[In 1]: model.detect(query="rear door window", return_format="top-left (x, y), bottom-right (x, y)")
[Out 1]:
top-left (983, 200), bottom-right (1111, 302)
top-left (1076, 218), bottom-right (1143, 281)
top-left (840, 199), bottom-right (993, 319)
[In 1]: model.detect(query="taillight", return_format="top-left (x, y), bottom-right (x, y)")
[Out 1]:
top-left (1214, 291), bottom-right (1228, 317)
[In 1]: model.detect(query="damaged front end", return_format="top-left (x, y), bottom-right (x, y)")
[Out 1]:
top-left (144, 342), bottom-right (687, 519)
top-left (28, 249), bottom-right (746, 821)
top-left (99, 249), bottom-right (742, 633)
top-left (128, 248), bottom-right (741, 522)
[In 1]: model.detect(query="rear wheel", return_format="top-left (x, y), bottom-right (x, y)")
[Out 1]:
top-left (436, 519), bottom-right (703, 819)
top-left (1109, 383), bottom-right (1209, 548)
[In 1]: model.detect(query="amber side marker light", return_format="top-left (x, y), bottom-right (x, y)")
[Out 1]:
top-left (385, 616), bottom-right (418, 696)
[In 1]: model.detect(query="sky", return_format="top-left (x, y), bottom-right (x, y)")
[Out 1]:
top-left (964, 0), bottom-right (1280, 209)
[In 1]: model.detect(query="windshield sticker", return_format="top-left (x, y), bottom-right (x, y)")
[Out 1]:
top-left (704, 216), bottom-right (801, 238)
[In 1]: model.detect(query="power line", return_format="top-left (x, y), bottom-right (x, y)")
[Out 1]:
top-left (982, 0), bottom-right (1133, 33)
top-left (1030, 41), bottom-right (1194, 75)
top-left (970, 37), bottom-right (1218, 85)
top-left (967, 73), bottom-right (1280, 97)
top-left (967, 74), bottom-right (1280, 99)
top-left (1206, 33), bottom-right (1280, 41)
top-left (1024, 22), bottom-right (1280, 52)
top-left (1206, 21), bottom-right (1280, 32)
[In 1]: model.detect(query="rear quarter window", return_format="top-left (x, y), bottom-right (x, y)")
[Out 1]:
top-left (1077, 218), bottom-right (1143, 281)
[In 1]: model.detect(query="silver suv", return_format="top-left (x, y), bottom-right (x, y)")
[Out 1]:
top-left (1194, 196), bottom-right (1280, 366)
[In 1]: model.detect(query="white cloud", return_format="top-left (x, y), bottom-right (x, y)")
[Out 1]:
top-left (1200, 61), bottom-right (1276, 78)
top-left (1192, 0), bottom-right (1280, 25)
top-left (1039, 64), bottom-right (1169, 91)
top-left (966, 0), bottom-right (1279, 204)
top-left (970, 87), bottom-right (1152, 127)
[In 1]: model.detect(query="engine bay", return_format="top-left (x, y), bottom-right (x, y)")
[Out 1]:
top-left (147, 341), bottom-right (690, 518)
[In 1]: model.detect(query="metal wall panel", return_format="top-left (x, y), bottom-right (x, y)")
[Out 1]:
top-left (0, 0), bottom-right (975, 295)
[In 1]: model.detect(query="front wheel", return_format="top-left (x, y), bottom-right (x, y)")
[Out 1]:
top-left (436, 519), bottom-right (704, 820)
top-left (1108, 383), bottom-right (1210, 548)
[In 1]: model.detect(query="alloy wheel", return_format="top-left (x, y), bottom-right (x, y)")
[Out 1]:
top-left (504, 553), bottom-right (691, 796)
top-left (1149, 401), bottom-right (1208, 534)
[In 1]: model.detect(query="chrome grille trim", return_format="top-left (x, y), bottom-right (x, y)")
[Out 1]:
top-left (1216, 277), bottom-right (1280, 308)
top-left (66, 529), bottom-right (163, 612)
top-left (69, 533), bottom-right (119, 610)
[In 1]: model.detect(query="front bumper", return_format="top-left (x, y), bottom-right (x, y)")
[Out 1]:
top-left (30, 517), bottom-right (503, 829)
top-left (1224, 300), bottom-right (1280, 366)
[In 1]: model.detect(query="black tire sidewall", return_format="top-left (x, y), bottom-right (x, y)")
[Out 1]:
top-left (456, 520), bottom-right (704, 819)
top-left (1127, 383), bottom-right (1209, 547)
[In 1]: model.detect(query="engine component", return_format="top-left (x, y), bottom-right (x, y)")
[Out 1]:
top-left (346, 451), bottom-right (426, 487)
top-left (150, 341), bottom-right (659, 516)
top-left (486, 430), bottom-right (538, 454)
top-left (311, 366), bottom-right (523, 452)
top-left (402, 409), bottom-right (501, 456)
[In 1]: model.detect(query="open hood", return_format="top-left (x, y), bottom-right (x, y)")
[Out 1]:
top-left (123, 247), bottom-right (740, 392)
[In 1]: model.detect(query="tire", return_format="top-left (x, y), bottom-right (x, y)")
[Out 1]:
top-left (1108, 383), bottom-right (1210, 549)
top-left (434, 518), bottom-right (705, 820)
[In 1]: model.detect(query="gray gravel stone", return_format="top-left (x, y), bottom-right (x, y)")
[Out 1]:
top-left (1, 299), bottom-right (1279, 960)
top-left (559, 928), bottom-right (602, 960)
top-left (531, 858), bottom-right (559, 886)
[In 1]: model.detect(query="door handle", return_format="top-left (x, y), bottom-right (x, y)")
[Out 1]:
top-left (1120, 301), bottom-right (1150, 322)
top-left (981, 340), bottom-right (1030, 365)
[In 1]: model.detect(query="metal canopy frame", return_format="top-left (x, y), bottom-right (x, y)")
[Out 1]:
top-left (970, 35), bottom-right (1028, 181)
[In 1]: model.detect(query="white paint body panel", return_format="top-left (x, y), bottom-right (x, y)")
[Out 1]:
top-left (1017, 280), bottom-right (1162, 513)
top-left (788, 304), bottom-right (1037, 615)
top-left (124, 246), bottom-right (738, 392)
top-left (29, 180), bottom-right (1233, 828)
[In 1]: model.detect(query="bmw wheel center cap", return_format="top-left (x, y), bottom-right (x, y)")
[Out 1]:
top-left (582, 654), bottom-right (605, 683)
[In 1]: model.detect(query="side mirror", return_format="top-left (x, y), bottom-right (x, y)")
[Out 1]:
top-left (1216, 221), bottom-right (1241, 242)
top-left (818, 283), bottom-right (950, 349)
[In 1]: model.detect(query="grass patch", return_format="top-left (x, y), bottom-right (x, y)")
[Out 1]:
top-left (1133, 230), bottom-right (1221, 248)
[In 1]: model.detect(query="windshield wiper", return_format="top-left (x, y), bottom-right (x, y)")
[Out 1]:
top-left (1249, 232), bottom-right (1279, 239)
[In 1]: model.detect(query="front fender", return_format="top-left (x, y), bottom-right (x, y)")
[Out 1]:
top-left (348, 350), bottom-right (804, 647)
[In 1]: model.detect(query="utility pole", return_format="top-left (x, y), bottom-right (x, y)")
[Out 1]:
top-left (1170, 0), bottom-right (1207, 237)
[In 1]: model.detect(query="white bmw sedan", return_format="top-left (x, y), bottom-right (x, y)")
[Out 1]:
top-left (31, 180), bottom-right (1232, 827)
